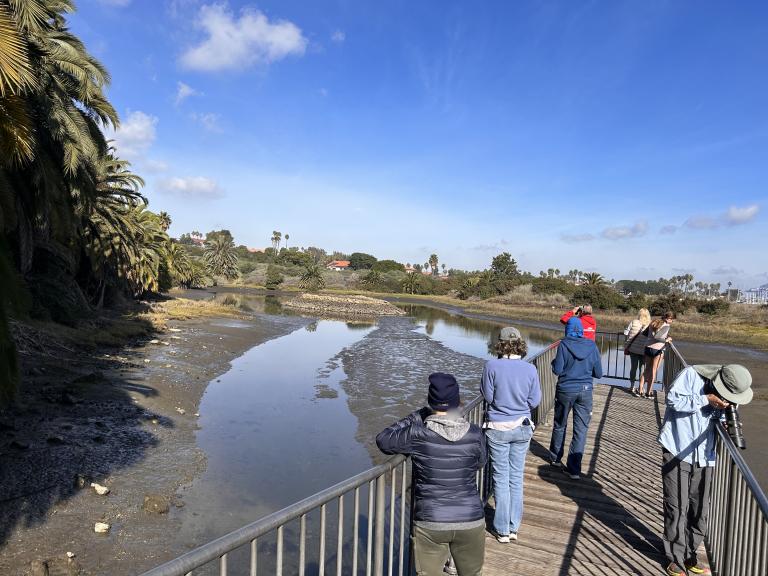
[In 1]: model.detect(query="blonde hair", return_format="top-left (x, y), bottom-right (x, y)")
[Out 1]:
top-left (637, 308), bottom-right (651, 326)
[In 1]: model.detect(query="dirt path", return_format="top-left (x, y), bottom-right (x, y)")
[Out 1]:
top-left (0, 312), bottom-right (307, 576)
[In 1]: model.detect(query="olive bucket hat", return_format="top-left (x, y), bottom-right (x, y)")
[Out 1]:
top-left (693, 364), bottom-right (753, 405)
top-left (499, 326), bottom-right (522, 342)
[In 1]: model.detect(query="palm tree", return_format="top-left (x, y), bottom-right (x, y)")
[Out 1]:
top-left (271, 231), bottom-right (282, 251)
top-left (360, 270), bottom-right (381, 290)
top-left (584, 272), bottom-right (606, 286)
top-left (204, 235), bottom-right (239, 279)
top-left (298, 263), bottom-right (325, 292)
top-left (402, 271), bottom-right (420, 294)
top-left (284, 233), bottom-right (289, 249)
top-left (158, 211), bottom-right (172, 231)
top-left (429, 254), bottom-right (439, 276)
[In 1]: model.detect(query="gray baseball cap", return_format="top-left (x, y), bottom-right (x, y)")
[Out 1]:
top-left (693, 364), bottom-right (753, 405)
top-left (498, 326), bottom-right (522, 342)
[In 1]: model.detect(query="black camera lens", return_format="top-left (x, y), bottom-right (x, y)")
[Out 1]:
top-left (725, 405), bottom-right (746, 450)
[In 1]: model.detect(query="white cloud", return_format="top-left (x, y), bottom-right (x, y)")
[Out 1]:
top-left (724, 204), bottom-right (759, 225)
top-left (158, 176), bottom-right (223, 199)
top-left (331, 30), bottom-right (346, 43)
top-left (98, 0), bottom-right (131, 6)
top-left (601, 220), bottom-right (648, 240)
top-left (144, 159), bottom-right (169, 173)
top-left (712, 266), bottom-right (743, 275)
top-left (107, 111), bottom-right (157, 160)
top-left (561, 233), bottom-right (595, 243)
top-left (180, 4), bottom-right (307, 71)
top-left (685, 216), bottom-right (719, 230)
top-left (175, 81), bottom-right (199, 105)
top-left (191, 112), bottom-right (222, 132)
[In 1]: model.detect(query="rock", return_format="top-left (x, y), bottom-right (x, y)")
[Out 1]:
top-left (149, 339), bottom-right (161, 344)
top-left (30, 560), bottom-right (49, 576)
top-left (74, 474), bottom-right (88, 489)
top-left (90, 482), bottom-right (110, 496)
top-left (151, 418), bottom-right (159, 425)
top-left (168, 328), bottom-right (182, 332)
top-left (94, 522), bottom-right (110, 533)
top-left (46, 435), bottom-right (65, 445)
top-left (175, 407), bottom-right (185, 415)
top-left (66, 552), bottom-right (75, 559)
top-left (142, 494), bottom-right (170, 514)
top-left (143, 359), bottom-right (151, 363)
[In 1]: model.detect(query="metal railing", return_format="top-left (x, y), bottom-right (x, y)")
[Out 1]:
top-left (139, 342), bottom-right (560, 576)
top-left (664, 344), bottom-right (768, 576)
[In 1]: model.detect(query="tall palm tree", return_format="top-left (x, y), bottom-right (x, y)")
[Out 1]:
top-left (204, 235), bottom-right (238, 279)
top-left (284, 233), bottom-right (289, 249)
top-left (429, 254), bottom-right (439, 276)
top-left (158, 211), bottom-right (172, 231)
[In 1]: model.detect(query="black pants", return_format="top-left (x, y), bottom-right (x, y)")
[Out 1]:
top-left (661, 450), bottom-right (712, 567)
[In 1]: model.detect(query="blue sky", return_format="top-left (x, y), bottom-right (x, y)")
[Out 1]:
top-left (74, 1), bottom-right (767, 287)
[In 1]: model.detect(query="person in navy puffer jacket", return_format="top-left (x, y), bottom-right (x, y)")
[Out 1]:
top-left (377, 373), bottom-right (486, 576)
top-left (548, 317), bottom-right (603, 479)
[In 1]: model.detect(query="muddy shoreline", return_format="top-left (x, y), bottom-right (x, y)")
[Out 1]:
top-left (0, 310), bottom-right (307, 576)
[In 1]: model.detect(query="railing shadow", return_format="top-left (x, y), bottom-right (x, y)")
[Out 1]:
top-left (532, 385), bottom-right (666, 575)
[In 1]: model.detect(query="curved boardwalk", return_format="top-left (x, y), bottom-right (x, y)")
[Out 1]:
top-left (482, 382), bottom-right (710, 576)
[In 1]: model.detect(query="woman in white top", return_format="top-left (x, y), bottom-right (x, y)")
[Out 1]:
top-left (623, 308), bottom-right (651, 396)
top-left (641, 312), bottom-right (674, 398)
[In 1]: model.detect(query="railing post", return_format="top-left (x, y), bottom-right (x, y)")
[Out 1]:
top-left (721, 459), bottom-right (739, 576)
top-left (374, 476), bottom-right (386, 576)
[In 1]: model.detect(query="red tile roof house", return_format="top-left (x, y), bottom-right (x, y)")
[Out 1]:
top-left (326, 260), bottom-right (351, 271)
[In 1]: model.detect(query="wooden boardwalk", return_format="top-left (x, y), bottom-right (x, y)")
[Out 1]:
top-left (481, 382), bottom-right (709, 576)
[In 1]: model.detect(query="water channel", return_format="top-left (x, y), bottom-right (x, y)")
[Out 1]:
top-left (170, 291), bottom-right (768, 569)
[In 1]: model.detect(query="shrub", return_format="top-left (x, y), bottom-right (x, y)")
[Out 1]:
top-left (617, 292), bottom-right (648, 313)
top-left (570, 285), bottom-right (624, 310)
top-left (696, 299), bottom-right (730, 315)
top-left (531, 277), bottom-right (576, 296)
top-left (649, 294), bottom-right (692, 316)
top-left (265, 265), bottom-right (284, 290)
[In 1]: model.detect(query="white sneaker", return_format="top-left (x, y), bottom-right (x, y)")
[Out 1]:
top-left (493, 531), bottom-right (510, 543)
top-left (510, 532), bottom-right (518, 541)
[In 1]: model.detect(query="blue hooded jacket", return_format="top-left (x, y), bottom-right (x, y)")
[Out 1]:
top-left (552, 318), bottom-right (603, 391)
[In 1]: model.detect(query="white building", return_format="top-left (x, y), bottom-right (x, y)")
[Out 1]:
top-left (739, 284), bottom-right (768, 304)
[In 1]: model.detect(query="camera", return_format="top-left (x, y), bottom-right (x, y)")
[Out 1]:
top-left (575, 306), bottom-right (583, 317)
top-left (724, 404), bottom-right (746, 450)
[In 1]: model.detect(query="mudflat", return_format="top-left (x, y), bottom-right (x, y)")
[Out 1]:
top-left (0, 310), bottom-right (307, 576)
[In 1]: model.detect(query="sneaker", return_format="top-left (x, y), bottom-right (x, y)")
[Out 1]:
top-left (630, 387), bottom-right (639, 396)
top-left (443, 563), bottom-right (458, 575)
top-left (562, 467), bottom-right (580, 480)
top-left (492, 530), bottom-right (510, 543)
top-left (509, 531), bottom-right (518, 541)
top-left (684, 562), bottom-right (711, 575)
top-left (549, 459), bottom-right (563, 468)
top-left (666, 563), bottom-right (686, 576)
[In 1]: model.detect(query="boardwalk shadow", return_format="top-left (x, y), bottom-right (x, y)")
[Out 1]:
top-left (532, 386), bottom-right (666, 575)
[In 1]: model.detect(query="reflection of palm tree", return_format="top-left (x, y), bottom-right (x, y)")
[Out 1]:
top-left (305, 321), bottom-right (318, 332)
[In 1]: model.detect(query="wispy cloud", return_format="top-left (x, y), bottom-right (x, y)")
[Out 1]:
top-left (331, 30), bottom-right (346, 43)
top-left (472, 240), bottom-right (509, 252)
top-left (98, 0), bottom-right (131, 6)
top-left (561, 233), bottom-right (595, 243)
top-left (724, 204), bottom-right (759, 225)
top-left (712, 265), bottom-right (743, 275)
top-left (191, 112), bottom-right (223, 132)
top-left (684, 215), bottom-right (719, 230)
top-left (601, 220), bottom-right (648, 240)
top-left (144, 159), bottom-right (169, 173)
top-left (660, 225), bottom-right (678, 235)
top-left (672, 268), bottom-right (696, 274)
top-left (175, 81), bottom-right (199, 106)
top-left (181, 4), bottom-right (307, 72)
top-left (106, 110), bottom-right (157, 160)
top-left (158, 176), bottom-right (223, 199)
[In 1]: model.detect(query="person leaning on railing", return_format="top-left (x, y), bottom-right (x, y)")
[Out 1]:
top-left (376, 373), bottom-right (487, 576)
top-left (623, 307), bottom-right (651, 396)
top-left (658, 364), bottom-right (754, 576)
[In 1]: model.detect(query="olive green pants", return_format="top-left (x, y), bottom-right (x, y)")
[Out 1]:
top-left (412, 524), bottom-right (485, 576)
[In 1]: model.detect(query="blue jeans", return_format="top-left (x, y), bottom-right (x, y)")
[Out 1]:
top-left (548, 386), bottom-right (593, 476)
top-left (486, 425), bottom-right (533, 535)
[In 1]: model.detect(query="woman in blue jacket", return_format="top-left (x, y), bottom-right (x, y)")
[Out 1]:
top-left (480, 326), bottom-right (541, 543)
top-left (377, 373), bottom-right (486, 576)
top-left (548, 317), bottom-right (603, 479)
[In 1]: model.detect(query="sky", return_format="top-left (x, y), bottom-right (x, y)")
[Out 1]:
top-left (73, 0), bottom-right (767, 288)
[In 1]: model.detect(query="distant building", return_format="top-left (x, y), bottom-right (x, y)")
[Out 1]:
top-left (740, 284), bottom-right (768, 304)
top-left (191, 237), bottom-right (205, 247)
top-left (326, 260), bottom-right (350, 271)
top-left (404, 265), bottom-right (416, 274)
top-left (247, 247), bottom-right (265, 253)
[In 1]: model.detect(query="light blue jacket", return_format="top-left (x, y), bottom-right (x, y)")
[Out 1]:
top-left (480, 358), bottom-right (542, 422)
top-left (658, 366), bottom-right (722, 467)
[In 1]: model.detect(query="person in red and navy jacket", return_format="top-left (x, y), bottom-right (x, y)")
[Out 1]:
top-left (560, 305), bottom-right (597, 340)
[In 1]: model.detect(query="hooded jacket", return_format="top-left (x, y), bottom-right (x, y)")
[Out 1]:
top-left (376, 408), bottom-right (486, 526)
top-left (552, 319), bottom-right (603, 391)
top-left (560, 310), bottom-right (597, 340)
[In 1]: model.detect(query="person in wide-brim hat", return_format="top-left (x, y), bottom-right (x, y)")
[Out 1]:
top-left (692, 364), bottom-right (753, 405)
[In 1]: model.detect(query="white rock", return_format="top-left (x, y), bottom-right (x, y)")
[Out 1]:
top-left (149, 339), bottom-right (161, 344)
top-left (143, 359), bottom-right (151, 363)
top-left (66, 552), bottom-right (75, 559)
top-left (168, 328), bottom-right (182, 332)
top-left (94, 522), bottom-right (110, 533)
top-left (175, 407), bottom-right (186, 415)
top-left (90, 482), bottom-right (110, 496)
